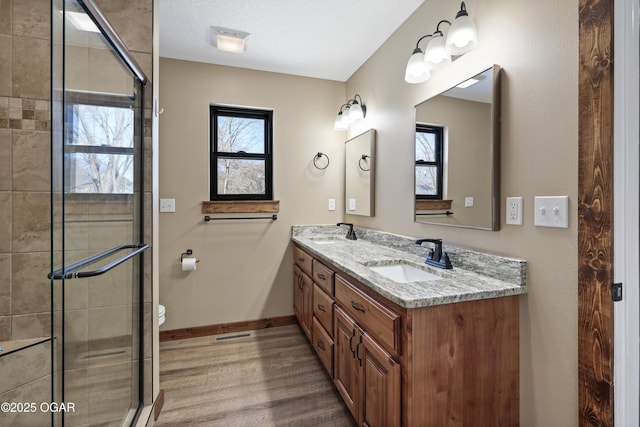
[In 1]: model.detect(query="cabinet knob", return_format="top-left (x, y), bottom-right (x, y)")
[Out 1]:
top-left (317, 304), bottom-right (326, 312)
top-left (317, 340), bottom-right (325, 351)
top-left (317, 273), bottom-right (326, 280)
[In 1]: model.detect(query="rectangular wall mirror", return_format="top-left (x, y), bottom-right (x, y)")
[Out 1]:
top-left (345, 129), bottom-right (376, 216)
top-left (414, 65), bottom-right (501, 230)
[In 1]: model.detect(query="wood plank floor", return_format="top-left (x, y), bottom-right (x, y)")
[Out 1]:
top-left (156, 324), bottom-right (356, 426)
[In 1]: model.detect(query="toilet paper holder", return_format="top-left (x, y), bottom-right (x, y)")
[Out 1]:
top-left (180, 249), bottom-right (199, 264)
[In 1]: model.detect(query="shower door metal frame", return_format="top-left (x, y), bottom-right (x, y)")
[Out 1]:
top-left (51, 0), bottom-right (149, 425)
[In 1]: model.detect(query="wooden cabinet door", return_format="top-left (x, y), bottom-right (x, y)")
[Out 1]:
top-left (359, 332), bottom-right (401, 427)
top-left (333, 307), bottom-right (360, 422)
top-left (294, 266), bottom-right (312, 339)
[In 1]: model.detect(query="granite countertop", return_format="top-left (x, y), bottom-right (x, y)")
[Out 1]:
top-left (292, 225), bottom-right (527, 309)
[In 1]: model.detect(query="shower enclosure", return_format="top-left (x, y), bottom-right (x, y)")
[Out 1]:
top-left (51, 0), bottom-right (149, 425)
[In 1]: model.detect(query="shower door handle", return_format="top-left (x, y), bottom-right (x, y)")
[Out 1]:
top-left (49, 244), bottom-right (149, 280)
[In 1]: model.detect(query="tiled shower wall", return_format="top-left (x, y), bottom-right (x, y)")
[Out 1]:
top-left (0, 1), bottom-right (55, 425)
top-left (0, 0), bottom-right (53, 344)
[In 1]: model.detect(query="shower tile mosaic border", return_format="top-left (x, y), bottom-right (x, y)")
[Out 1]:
top-left (0, 96), bottom-right (50, 131)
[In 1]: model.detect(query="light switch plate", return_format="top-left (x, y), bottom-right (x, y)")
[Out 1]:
top-left (464, 196), bottom-right (474, 207)
top-left (506, 197), bottom-right (523, 225)
top-left (348, 198), bottom-right (356, 211)
top-left (534, 196), bottom-right (568, 228)
top-left (328, 198), bottom-right (336, 211)
top-left (160, 198), bottom-right (175, 213)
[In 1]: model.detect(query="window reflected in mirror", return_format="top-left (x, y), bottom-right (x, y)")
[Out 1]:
top-left (414, 65), bottom-right (501, 230)
top-left (415, 124), bottom-right (444, 199)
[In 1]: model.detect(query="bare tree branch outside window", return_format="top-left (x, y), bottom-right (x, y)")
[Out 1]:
top-left (67, 104), bottom-right (135, 194)
top-left (415, 131), bottom-right (437, 195)
top-left (217, 116), bottom-right (265, 195)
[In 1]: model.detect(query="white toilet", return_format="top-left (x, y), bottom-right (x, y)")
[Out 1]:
top-left (159, 304), bottom-right (166, 326)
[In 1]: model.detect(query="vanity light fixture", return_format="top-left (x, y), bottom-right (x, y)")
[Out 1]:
top-left (334, 107), bottom-right (349, 131)
top-left (446, 2), bottom-right (478, 55)
top-left (424, 21), bottom-right (452, 71)
top-left (404, 2), bottom-right (478, 84)
top-left (333, 94), bottom-right (367, 130)
top-left (210, 26), bottom-right (250, 53)
top-left (404, 35), bottom-right (432, 84)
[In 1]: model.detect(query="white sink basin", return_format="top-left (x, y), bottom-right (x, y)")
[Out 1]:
top-left (308, 237), bottom-right (344, 245)
top-left (369, 263), bottom-right (440, 283)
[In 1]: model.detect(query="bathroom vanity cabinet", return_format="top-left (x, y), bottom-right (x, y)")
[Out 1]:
top-left (293, 244), bottom-right (520, 427)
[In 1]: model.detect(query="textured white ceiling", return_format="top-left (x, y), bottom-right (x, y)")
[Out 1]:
top-left (159, 0), bottom-right (425, 82)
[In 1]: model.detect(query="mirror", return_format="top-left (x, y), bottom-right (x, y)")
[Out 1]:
top-left (414, 65), bottom-right (501, 230)
top-left (345, 129), bottom-right (376, 216)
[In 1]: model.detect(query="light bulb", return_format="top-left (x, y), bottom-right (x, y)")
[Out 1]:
top-left (445, 4), bottom-right (478, 55)
top-left (334, 112), bottom-right (347, 130)
top-left (349, 102), bottom-right (364, 122)
top-left (405, 49), bottom-right (430, 83)
top-left (424, 33), bottom-right (451, 70)
top-left (342, 106), bottom-right (352, 124)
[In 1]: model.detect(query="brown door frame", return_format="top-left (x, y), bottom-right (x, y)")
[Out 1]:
top-left (578, 0), bottom-right (615, 425)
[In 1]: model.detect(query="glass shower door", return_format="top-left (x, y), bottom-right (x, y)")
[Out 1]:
top-left (51, 1), bottom-right (148, 425)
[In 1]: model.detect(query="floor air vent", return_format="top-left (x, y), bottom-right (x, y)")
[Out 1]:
top-left (214, 332), bottom-right (254, 342)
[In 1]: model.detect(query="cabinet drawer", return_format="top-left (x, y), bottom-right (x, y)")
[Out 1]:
top-left (312, 259), bottom-right (334, 294)
top-left (312, 317), bottom-right (334, 376)
top-left (313, 284), bottom-right (334, 335)
top-left (294, 246), bottom-right (313, 277)
top-left (335, 275), bottom-right (400, 355)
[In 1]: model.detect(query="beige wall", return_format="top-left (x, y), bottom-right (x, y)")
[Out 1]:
top-left (346, 0), bottom-right (578, 425)
top-left (158, 58), bottom-right (346, 330)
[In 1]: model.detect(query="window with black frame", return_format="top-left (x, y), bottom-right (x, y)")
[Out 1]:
top-left (210, 106), bottom-right (273, 201)
top-left (415, 123), bottom-right (444, 200)
top-left (65, 92), bottom-right (137, 194)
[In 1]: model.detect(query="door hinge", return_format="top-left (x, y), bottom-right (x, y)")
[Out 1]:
top-left (612, 282), bottom-right (623, 301)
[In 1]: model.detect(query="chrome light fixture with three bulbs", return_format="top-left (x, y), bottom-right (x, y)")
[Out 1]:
top-left (334, 94), bottom-right (366, 131)
top-left (404, 2), bottom-right (478, 84)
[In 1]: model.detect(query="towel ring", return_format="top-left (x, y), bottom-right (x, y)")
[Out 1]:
top-left (313, 152), bottom-right (330, 170)
top-left (358, 154), bottom-right (371, 172)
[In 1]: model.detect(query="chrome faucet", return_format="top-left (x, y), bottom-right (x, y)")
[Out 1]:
top-left (415, 238), bottom-right (452, 269)
top-left (337, 222), bottom-right (357, 240)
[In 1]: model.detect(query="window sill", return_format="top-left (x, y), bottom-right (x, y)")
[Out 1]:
top-left (202, 200), bottom-right (280, 214)
top-left (415, 199), bottom-right (452, 210)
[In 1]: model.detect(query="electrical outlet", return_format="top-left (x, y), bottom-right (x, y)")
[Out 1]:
top-left (328, 198), bottom-right (336, 211)
top-left (506, 197), bottom-right (523, 225)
